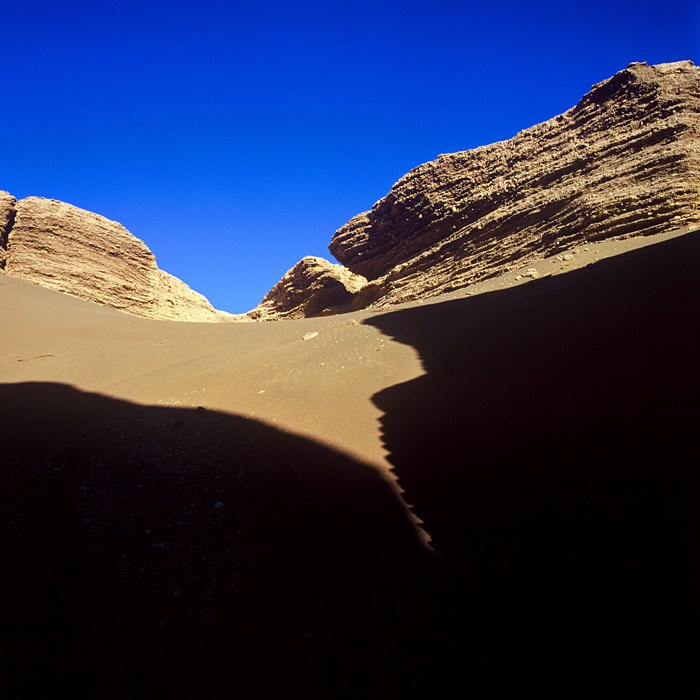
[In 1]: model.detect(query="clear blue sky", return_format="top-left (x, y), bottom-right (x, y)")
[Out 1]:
top-left (2, 0), bottom-right (698, 313)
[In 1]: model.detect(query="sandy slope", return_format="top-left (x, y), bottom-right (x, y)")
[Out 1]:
top-left (3, 225), bottom-right (695, 466)
top-left (1, 226), bottom-right (699, 698)
top-left (0, 268), bottom-right (421, 467)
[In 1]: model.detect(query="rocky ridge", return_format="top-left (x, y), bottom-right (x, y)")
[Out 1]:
top-left (255, 60), bottom-right (700, 318)
top-left (4, 61), bottom-right (697, 323)
top-left (0, 195), bottom-right (233, 322)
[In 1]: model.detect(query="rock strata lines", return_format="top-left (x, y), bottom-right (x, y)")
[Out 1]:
top-left (0, 194), bottom-right (232, 322)
top-left (327, 60), bottom-right (700, 309)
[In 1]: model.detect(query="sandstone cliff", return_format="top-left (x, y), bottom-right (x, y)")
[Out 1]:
top-left (248, 256), bottom-right (366, 320)
top-left (326, 60), bottom-right (700, 308)
top-left (255, 60), bottom-right (700, 319)
top-left (0, 194), bottom-right (233, 322)
top-left (0, 190), bottom-right (16, 270)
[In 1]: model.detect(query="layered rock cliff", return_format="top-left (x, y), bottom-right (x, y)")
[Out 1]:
top-left (0, 194), bottom-right (232, 322)
top-left (0, 190), bottom-right (16, 270)
top-left (254, 60), bottom-right (700, 318)
top-left (5, 61), bottom-right (698, 323)
top-left (327, 60), bottom-right (700, 308)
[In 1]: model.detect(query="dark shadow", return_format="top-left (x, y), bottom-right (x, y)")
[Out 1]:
top-left (1, 383), bottom-right (453, 699)
top-left (366, 231), bottom-right (700, 697)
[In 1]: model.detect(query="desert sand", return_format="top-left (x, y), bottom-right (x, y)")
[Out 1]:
top-left (2, 227), bottom-right (699, 698)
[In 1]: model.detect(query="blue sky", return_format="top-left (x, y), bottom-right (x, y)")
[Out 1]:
top-left (2, 0), bottom-right (698, 313)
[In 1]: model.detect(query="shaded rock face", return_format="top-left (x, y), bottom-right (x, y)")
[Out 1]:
top-left (248, 256), bottom-right (366, 320)
top-left (329, 60), bottom-right (700, 307)
top-left (1, 195), bottom-right (232, 322)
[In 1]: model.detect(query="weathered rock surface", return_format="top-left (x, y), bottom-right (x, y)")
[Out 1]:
top-left (1, 195), bottom-right (233, 322)
top-left (0, 191), bottom-right (16, 270)
top-left (248, 256), bottom-right (366, 320)
top-left (327, 60), bottom-right (700, 308)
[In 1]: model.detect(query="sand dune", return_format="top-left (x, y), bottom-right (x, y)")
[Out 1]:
top-left (1, 227), bottom-right (699, 697)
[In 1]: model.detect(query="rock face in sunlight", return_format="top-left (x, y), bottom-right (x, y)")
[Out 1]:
top-left (0, 194), bottom-right (233, 322)
top-left (5, 61), bottom-right (699, 322)
top-left (0, 190), bottom-right (16, 270)
top-left (322, 60), bottom-right (700, 309)
top-left (247, 255), bottom-right (366, 320)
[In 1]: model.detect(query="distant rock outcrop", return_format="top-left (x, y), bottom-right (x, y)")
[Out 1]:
top-left (0, 194), bottom-right (232, 322)
top-left (327, 60), bottom-right (700, 307)
top-left (248, 256), bottom-right (366, 320)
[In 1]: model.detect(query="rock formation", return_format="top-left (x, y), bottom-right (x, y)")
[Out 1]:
top-left (0, 190), bottom-right (16, 270)
top-left (255, 60), bottom-right (700, 318)
top-left (248, 256), bottom-right (366, 320)
top-left (0, 194), bottom-right (232, 322)
top-left (5, 61), bottom-right (698, 323)
top-left (327, 60), bottom-right (700, 308)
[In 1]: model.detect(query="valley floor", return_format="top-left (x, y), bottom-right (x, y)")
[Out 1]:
top-left (1, 227), bottom-right (699, 697)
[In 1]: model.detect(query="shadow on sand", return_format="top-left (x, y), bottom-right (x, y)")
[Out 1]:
top-left (4, 233), bottom-right (700, 699)
top-left (1, 383), bottom-right (452, 699)
top-left (367, 231), bottom-right (700, 696)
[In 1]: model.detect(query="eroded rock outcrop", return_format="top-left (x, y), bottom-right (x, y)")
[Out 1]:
top-left (0, 191), bottom-right (16, 270)
top-left (327, 60), bottom-right (700, 308)
top-left (1, 195), bottom-right (233, 322)
top-left (248, 256), bottom-right (366, 320)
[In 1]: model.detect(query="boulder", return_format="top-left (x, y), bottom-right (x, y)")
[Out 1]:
top-left (248, 256), bottom-right (366, 320)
